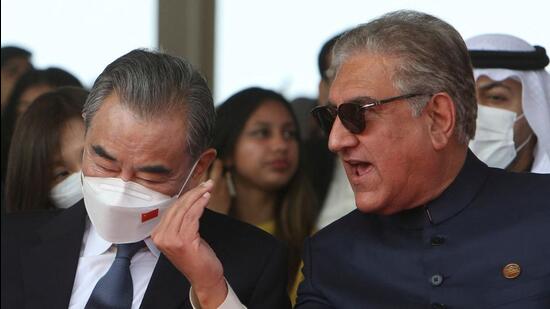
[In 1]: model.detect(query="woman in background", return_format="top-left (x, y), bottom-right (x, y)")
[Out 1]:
top-left (4, 87), bottom-right (88, 212)
top-left (209, 87), bottom-right (318, 301)
top-left (0, 67), bottom-right (82, 183)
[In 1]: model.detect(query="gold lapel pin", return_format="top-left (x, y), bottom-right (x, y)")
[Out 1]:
top-left (502, 263), bottom-right (521, 279)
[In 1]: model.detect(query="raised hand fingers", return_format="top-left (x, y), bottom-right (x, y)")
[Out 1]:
top-left (168, 180), bottom-right (213, 233)
top-left (152, 180), bottom-right (213, 239)
top-left (180, 191), bottom-right (210, 244)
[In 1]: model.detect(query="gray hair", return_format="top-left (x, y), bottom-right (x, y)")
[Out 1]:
top-left (330, 10), bottom-right (477, 144)
top-left (83, 49), bottom-right (215, 159)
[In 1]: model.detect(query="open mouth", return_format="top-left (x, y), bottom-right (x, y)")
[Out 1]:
top-left (346, 160), bottom-right (373, 177)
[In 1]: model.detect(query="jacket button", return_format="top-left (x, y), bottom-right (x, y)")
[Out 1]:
top-left (502, 263), bottom-right (521, 279)
top-left (430, 274), bottom-right (444, 286)
top-left (431, 303), bottom-right (446, 309)
top-left (431, 235), bottom-right (446, 246)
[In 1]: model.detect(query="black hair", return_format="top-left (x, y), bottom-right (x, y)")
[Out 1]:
top-left (1, 46), bottom-right (32, 68)
top-left (213, 87), bottom-right (317, 289)
top-left (214, 87), bottom-right (298, 158)
top-left (5, 87), bottom-right (88, 212)
top-left (1, 68), bottom-right (82, 183)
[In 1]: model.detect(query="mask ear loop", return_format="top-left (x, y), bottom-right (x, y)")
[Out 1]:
top-left (516, 133), bottom-right (534, 153)
top-left (513, 113), bottom-right (534, 153)
top-left (174, 159), bottom-right (200, 198)
top-left (515, 113), bottom-right (525, 122)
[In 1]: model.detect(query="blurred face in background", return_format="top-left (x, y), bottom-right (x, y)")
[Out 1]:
top-left (1, 56), bottom-right (32, 109)
top-left (231, 100), bottom-right (299, 192)
top-left (17, 84), bottom-right (54, 116)
top-left (475, 76), bottom-right (533, 147)
top-left (51, 117), bottom-right (85, 187)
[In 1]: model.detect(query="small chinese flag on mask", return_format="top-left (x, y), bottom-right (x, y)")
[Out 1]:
top-left (141, 209), bottom-right (159, 222)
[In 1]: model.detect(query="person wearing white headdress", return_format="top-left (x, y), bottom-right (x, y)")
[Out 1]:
top-left (466, 34), bottom-right (550, 173)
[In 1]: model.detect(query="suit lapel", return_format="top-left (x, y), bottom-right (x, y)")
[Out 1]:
top-left (140, 255), bottom-right (191, 309)
top-left (139, 210), bottom-right (222, 309)
top-left (21, 201), bottom-right (86, 309)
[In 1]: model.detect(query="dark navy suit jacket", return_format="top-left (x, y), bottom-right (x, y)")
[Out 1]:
top-left (2, 202), bottom-right (291, 309)
top-left (297, 153), bottom-right (550, 308)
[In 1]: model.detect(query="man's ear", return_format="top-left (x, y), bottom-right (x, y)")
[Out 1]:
top-left (425, 92), bottom-right (456, 150)
top-left (192, 148), bottom-right (217, 181)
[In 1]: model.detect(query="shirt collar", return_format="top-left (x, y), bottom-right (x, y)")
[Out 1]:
top-left (82, 218), bottom-right (161, 258)
top-left (385, 151), bottom-right (490, 229)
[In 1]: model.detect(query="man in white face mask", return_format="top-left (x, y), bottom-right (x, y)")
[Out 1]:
top-left (2, 50), bottom-right (290, 309)
top-left (467, 34), bottom-right (550, 173)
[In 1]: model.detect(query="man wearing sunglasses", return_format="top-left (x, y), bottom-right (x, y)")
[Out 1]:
top-left (297, 10), bottom-right (550, 308)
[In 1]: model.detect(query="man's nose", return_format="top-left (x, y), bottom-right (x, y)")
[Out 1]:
top-left (328, 117), bottom-right (357, 153)
top-left (118, 169), bottom-right (134, 182)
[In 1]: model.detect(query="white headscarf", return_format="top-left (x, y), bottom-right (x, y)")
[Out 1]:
top-left (466, 34), bottom-right (550, 173)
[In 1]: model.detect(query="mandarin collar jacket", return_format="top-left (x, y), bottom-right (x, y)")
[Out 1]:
top-left (297, 152), bottom-right (550, 308)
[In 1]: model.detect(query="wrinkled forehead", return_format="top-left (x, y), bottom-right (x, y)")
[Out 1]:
top-left (86, 97), bottom-right (190, 162)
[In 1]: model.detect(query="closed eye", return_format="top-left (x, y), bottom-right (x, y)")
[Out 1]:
top-left (486, 94), bottom-right (508, 101)
top-left (53, 170), bottom-right (70, 181)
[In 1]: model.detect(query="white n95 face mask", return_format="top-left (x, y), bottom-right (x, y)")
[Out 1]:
top-left (82, 160), bottom-right (199, 244)
top-left (469, 105), bottom-right (532, 169)
top-left (50, 172), bottom-right (83, 209)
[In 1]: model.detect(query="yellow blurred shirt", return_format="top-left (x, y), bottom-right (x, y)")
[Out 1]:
top-left (255, 220), bottom-right (303, 305)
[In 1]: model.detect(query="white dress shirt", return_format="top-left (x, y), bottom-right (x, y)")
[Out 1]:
top-left (531, 143), bottom-right (550, 173)
top-left (68, 218), bottom-right (244, 309)
top-left (68, 219), bottom-right (158, 309)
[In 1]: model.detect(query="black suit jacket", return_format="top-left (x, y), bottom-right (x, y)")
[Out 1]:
top-left (296, 153), bottom-right (550, 308)
top-left (2, 202), bottom-right (291, 309)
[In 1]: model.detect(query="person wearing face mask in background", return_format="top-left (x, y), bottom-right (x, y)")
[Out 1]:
top-left (2, 49), bottom-right (290, 309)
top-left (1, 67), bottom-right (82, 189)
top-left (3, 86), bottom-right (88, 213)
top-left (467, 34), bottom-right (550, 173)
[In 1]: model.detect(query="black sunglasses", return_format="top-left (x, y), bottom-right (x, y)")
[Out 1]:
top-left (311, 93), bottom-right (430, 135)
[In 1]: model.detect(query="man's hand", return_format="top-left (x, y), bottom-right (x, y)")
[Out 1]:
top-left (152, 180), bottom-right (228, 309)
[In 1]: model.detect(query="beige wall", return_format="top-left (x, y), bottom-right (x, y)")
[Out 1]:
top-left (158, 0), bottom-right (215, 89)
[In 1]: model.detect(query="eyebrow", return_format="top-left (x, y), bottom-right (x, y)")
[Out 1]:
top-left (136, 165), bottom-right (171, 175)
top-left (343, 96), bottom-right (377, 106)
top-left (251, 121), bottom-right (271, 127)
top-left (322, 97), bottom-right (376, 109)
top-left (93, 144), bottom-right (171, 175)
top-left (92, 145), bottom-right (116, 161)
top-left (478, 81), bottom-right (511, 91)
top-left (251, 121), bottom-right (297, 128)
